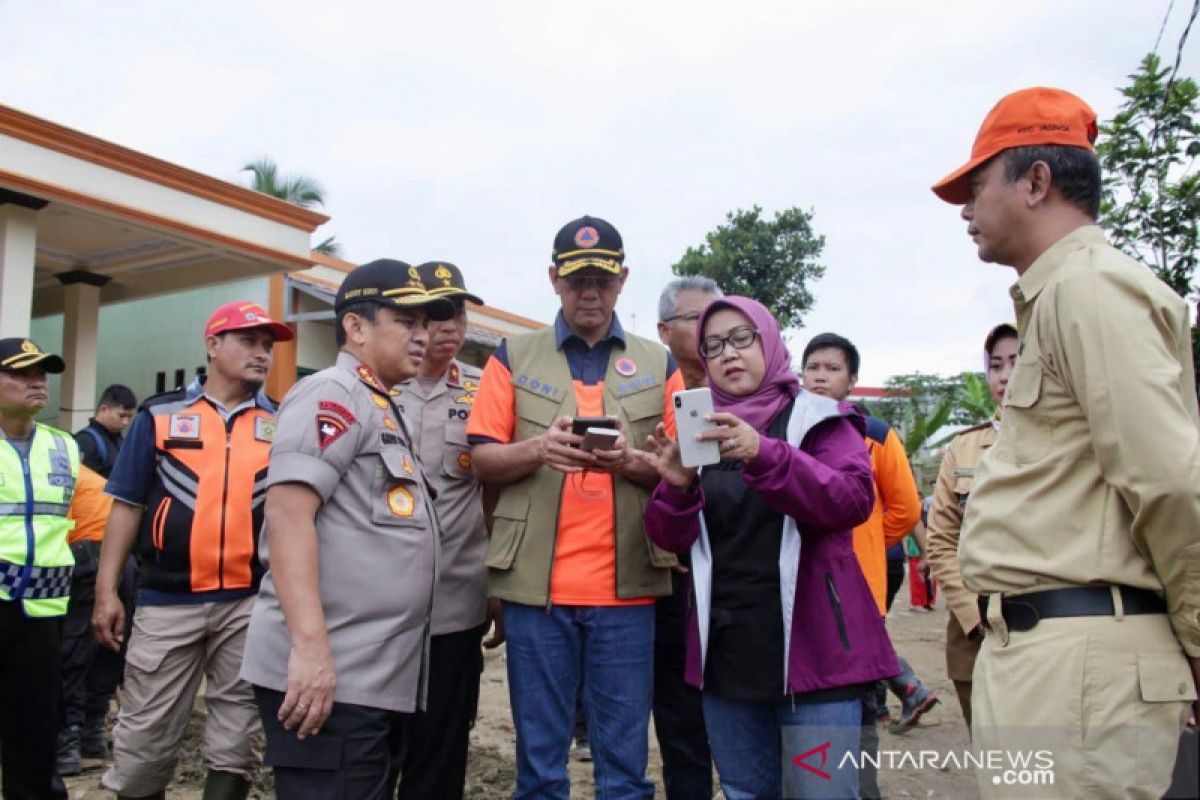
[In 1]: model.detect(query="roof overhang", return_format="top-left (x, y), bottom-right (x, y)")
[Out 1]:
top-left (0, 103), bottom-right (329, 317)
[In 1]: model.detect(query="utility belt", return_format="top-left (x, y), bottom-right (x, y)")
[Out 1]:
top-left (0, 559), bottom-right (74, 600)
top-left (978, 585), bottom-right (1166, 633)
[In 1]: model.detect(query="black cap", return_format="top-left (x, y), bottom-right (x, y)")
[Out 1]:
top-left (552, 215), bottom-right (624, 276)
top-left (335, 259), bottom-right (456, 320)
top-left (416, 261), bottom-right (484, 306)
top-left (0, 338), bottom-right (66, 374)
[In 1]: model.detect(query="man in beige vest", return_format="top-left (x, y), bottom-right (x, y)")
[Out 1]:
top-left (932, 87), bottom-right (1200, 798)
top-left (467, 215), bottom-right (684, 798)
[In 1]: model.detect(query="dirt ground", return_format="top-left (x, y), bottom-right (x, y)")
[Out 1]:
top-left (65, 587), bottom-right (976, 799)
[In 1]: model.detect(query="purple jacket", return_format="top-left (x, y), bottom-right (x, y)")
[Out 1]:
top-left (644, 392), bottom-right (899, 695)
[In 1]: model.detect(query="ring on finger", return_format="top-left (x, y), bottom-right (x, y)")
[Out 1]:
top-left (297, 702), bottom-right (309, 710)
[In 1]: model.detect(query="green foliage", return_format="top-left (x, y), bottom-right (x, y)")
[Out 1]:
top-left (1097, 53), bottom-right (1200, 299)
top-left (242, 157), bottom-right (341, 256)
top-left (865, 371), bottom-right (995, 459)
top-left (672, 205), bottom-right (825, 330)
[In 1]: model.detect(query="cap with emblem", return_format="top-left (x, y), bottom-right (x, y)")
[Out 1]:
top-left (416, 261), bottom-right (484, 306)
top-left (552, 215), bottom-right (625, 277)
top-left (335, 259), bottom-right (456, 320)
top-left (205, 300), bottom-right (294, 342)
top-left (0, 338), bottom-right (66, 374)
top-left (932, 87), bottom-right (1098, 205)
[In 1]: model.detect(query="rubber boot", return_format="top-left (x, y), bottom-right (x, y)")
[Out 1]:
top-left (79, 715), bottom-right (111, 759)
top-left (55, 725), bottom-right (82, 776)
top-left (117, 793), bottom-right (165, 800)
top-left (202, 769), bottom-right (252, 800)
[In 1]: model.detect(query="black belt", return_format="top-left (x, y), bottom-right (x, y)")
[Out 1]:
top-left (978, 585), bottom-right (1166, 632)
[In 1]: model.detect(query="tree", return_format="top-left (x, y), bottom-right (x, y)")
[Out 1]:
top-left (672, 205), bottom-right (825, 330)
top-left (242, 157), bottom-right (341, 256)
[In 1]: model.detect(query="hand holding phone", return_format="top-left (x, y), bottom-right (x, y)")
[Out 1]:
top-left (673, 388), bottom-right (721, 468)
top-left (581, 427), bottom-right (621, 452)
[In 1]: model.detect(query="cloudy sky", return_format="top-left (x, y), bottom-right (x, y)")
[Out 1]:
top-left (2, 1), bottom-right (1196, 384)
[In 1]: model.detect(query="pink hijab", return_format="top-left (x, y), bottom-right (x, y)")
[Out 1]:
top-left (697, 296), bottom-right (800, 431)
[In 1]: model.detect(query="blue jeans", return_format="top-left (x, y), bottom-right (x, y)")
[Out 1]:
top-left (503, 602), bottom-right (655, 800)
top-left (702, 692), bottom-right (862, 800)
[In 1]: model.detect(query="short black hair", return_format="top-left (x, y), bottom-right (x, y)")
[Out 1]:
top-left (335, 301), bottom-right (381, 347)
top-left (802, 333), bottom-right (860, 376)
top-left (1001, 145), bottom-right (1101, 219)
top-left (98, 384), bottom-right (137, 409)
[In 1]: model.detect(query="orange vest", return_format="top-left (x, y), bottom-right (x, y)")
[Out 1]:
top-left (136, 393), bottom-right (273, 595)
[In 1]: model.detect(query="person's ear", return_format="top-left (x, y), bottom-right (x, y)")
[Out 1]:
top-left (1026, 161), bottom-right (1053, 207)
top-left (848, 372), bottom-right (859, 392)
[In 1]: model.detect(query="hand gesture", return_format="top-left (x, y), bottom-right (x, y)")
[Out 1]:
top-left (92, 589), bottom-right (126, 653)
top-left (536, 416), bottom-right (599, 474)
top-left (279, 640), bottom-right (337, 740)
top-left (631, 422), bottom-right (697, 490)
top-left (699, 412), bottom-right (761, 464)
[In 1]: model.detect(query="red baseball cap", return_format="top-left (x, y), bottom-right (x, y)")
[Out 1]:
top-left (932, 87), bottom-right (1098, 205)
top-left (204, 301), bottom-right (294, 342)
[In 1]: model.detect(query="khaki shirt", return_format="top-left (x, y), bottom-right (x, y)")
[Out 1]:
top-left (961, 226), bottom-right (1200, 658)
top-left (398, 360), bottom-right (487, 635)
top-left (241, 351), bottom-right (438, 712)
top-left (926, 417), bottom-right (997, 636)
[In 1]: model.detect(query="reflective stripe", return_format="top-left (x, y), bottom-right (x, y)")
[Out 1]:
top-left (0, 560), bottom-right (72, 599)
top-left (0, 502), bottom-right (72, 517)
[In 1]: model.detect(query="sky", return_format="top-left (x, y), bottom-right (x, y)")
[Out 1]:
top-left (2, 0), bottom-right (1196, 385)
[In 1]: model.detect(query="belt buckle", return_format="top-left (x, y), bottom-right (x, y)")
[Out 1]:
top-left (1004, 599), bottom-right (1040, 632)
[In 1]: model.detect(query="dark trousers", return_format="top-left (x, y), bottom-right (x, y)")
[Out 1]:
top-left (884, 558), bottom-right (905, 612)
top-left (0, 600), bottom-right (69, 800)
top-left (59, 550), bottom-right (136, 731)
top-left (652, 571), bottom-right (713, 799)
top-left (396, 624), bottom-right (484, 800)
top-left (255, 685), bottom-right (408, 800)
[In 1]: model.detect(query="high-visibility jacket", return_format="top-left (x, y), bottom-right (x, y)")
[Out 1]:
top-left (0, 423), bottom-right (79, 617)
top-left (134, 389), bottom-right (273, 595)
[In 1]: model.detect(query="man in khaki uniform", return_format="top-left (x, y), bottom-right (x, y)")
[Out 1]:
top-left (933, 87), bottom-right (1200, 798)
top-left (925, 323), bottom-right (1017, 728)
top-left (394, 261), bottom-right (501, 800)
top-left (240, 259), bottom-right (454, 800)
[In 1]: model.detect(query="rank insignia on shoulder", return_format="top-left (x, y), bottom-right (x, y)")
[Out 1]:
top-left (169, 414), bottom-right (201, 439)
top-left (255, 417), bottom-right (276, 443)
top-left (355, 364), bottom-right (387, 394)
top-left (387, 485), bottom-right (415, 516)
top-left (448, 363), bottom-right (460, 385)
top-left (317, 414), bottom-right (349, 450)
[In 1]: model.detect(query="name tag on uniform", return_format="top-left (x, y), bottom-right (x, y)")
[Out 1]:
top-left (255, 417), bottom-right (275, 443)
top-left (953, 468), bottom-right (975, 478)
top-left (169, 414), bottom-right (201, 439)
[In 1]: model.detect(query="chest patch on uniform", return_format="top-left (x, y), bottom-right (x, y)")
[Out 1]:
top-left (615, 374), bottom-right (657, 395)
top-left (254, 417), bottom-right (275, 443)
top-left (457, 451), bottom-right (472, 470)
top-left (615, 357), bottom-right (637, 377)
top-left (387, 485), bottom-right (415, 516)
top-left (169, 414), bottom-right (201, 439)
top-left (316, 414), bottom-right (349, 450)
top-left (952, 468), bottom-right (975, 478)
top-left (48, 472), bottom-right (73, 488)
top-left (318, 400), bottom-right (356, 425)
top-left (370, 394), bottom-right (389, 410)
top-left (383, 416), bottom-right (399, 431)
top-left (401, 454), bottom-right (415, 475)
top-left (455, 379), bottom-right (478, 405)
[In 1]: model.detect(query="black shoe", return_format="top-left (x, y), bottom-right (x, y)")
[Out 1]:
top-left (202, 770), bottom-right (251, 800)
top-left (80, 717), bottom-right (110, 759)
top-left (55, 726), bottom-right (82, 776)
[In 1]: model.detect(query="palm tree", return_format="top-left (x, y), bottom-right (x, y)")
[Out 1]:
top-left (242, 157), bottom-right (341, 256)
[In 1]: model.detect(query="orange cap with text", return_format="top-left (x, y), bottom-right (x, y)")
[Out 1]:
top-left (931, 87), bottom-right (1098, 205)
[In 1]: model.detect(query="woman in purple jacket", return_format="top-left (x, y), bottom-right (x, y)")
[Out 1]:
top-left (638, 296), bottom-right (898, 799)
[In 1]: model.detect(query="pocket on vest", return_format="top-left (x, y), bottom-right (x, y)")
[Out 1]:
top-left (486, 492), bottom-right (530, 570)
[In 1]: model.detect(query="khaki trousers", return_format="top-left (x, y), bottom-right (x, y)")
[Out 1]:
top-left (972, 599), bottom-right (1194, 799)
top-left (102, 596), bottom-right (262, 796)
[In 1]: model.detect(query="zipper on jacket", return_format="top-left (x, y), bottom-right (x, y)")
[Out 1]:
top-left (824, 572), bottom-right (851, 652)
top-left (218, 416), bottom-right (234, 590)
top-left (7, 438), bottom-right (37, 600)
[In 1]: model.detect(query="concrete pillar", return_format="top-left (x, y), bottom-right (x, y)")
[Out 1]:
top-left (57, 271), bottom-right (108, 432)
top-left (0, 203), bottom-right (39, 337)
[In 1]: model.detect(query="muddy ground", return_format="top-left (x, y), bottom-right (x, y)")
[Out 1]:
top-left (65, 586), bottom-right (977, 799)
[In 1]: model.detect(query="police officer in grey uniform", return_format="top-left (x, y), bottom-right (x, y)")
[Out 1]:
top-left (395, 261), bottom-right (502, 800)
top-left (240, 259), bottom-right (455, 800)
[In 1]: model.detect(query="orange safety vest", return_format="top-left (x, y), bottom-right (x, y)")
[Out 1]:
top-left (136, 392), bottom-right (273, 595)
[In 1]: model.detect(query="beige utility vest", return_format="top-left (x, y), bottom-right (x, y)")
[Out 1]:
top-left (486, 327), bottom-right (676, 606)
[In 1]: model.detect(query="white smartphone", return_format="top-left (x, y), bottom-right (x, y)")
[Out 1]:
top-left (581, 427), bottom-right (621, 452)
top-left (673, 388), bottom-right (721, 468)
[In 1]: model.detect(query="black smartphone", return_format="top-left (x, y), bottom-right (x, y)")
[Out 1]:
top-left (571, 417), bottom-right (617, 437)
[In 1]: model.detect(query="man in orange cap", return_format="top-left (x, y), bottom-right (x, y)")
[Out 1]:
top-left (93, 300), bottom-right (292, 800)
top-left (933, 87), bottom-right (1200, 798)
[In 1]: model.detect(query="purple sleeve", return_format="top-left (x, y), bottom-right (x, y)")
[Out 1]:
top-left (742, 415), bottom-right (873, 532)
top-left (643, 479), bottom-right (705, 554)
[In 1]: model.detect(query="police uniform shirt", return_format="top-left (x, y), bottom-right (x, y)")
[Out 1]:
top-left (960, 225), bottom-right (1200, 658)
top-left (241, 351), bottom-right (439, 713)
top-left (398, 359), bottom-right (488, 635)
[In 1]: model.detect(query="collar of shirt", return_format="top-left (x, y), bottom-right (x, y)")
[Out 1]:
top-left (553, 310), bottom-right (627, 351)
top-left (335, 350), bottom-right (396, 397)
top-left (184, 376), bottom-right (275, 420)
top-left (1010, 225), bottom-right (1107, 316)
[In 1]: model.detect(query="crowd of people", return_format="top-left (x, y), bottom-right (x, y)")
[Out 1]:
top-left (0, 84), bottom-right (1197, 800)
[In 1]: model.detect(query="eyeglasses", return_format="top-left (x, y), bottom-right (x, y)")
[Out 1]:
top-left (661, 312), bottom-right (702, 324)
top-left (560, 274), bottom-right (620, 292)
top-left (700, 326), bottom-right (760, 359)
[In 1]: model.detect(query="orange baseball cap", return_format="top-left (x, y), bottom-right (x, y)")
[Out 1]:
top-left (931, 87), bottom-right (1098, 205)
top-left (204, 300), bottom-right (294, 342)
